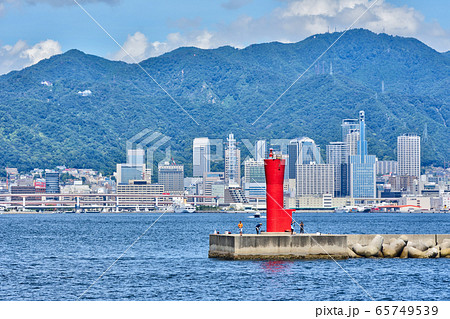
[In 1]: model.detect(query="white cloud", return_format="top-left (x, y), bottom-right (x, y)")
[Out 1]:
top-left (0, 39), bottom-right (62, 75)
top-left (110, 30), bottom-right (217, 63)
top-left (111, 0), bottom-right (450, 64)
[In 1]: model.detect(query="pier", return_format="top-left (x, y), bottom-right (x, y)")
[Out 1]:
top-left (208, 233), bottom-right (450, 260)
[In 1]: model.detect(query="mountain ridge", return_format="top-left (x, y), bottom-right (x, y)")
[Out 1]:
top-left (0, 29), bottom-right (448, 175)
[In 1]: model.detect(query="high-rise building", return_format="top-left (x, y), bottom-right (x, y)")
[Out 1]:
top-left (193, 138), bottom-right (211, 178)
top-left (158, 163), bottom-right (184, 193)
top-left (45, 172), bottom-right (60, 194)
top-left (397, 134), bottom-right (421, 178)
top-left (326, 142), bottom-right (349, 197)
top-left (345, 130), bottom-right (360, 156)
top-left (341, 119), bottom-right (359, 142)
top-left (288, 137), bottom-right (323, 179)
top-left (376, 160), bottom-right (398, 176)
top-left (127, 148), bottom-right (145, 166)
top-left (349, 111), bottom-right (377, 198)
top-left (243, 158), bottom-right (266, 198)
top-left (255, 140), bottom-right (267, 162)
top-left (296, 163), bottom-right (334, 197)
top-left (224, 133), bottom-right (240, 185)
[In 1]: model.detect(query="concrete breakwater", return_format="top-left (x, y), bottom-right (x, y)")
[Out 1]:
top-left (208, 233), bottom-right (450, 260)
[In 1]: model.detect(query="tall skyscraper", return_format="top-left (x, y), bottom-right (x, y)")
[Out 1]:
top-left (193, 138), bottom-right (211, 178)
top-left (224, 133), bottom-right (241, 185)
top-left (255, 140), bottom-right (267, 162)
top-left (288, 137), bottom-right (323, 179)
top-left (349, 111), bottom-right (377, 198)
top-left (397, 134), bottom-right (421, 178)
top-left (341, 119), bottom-right (359, 142)
top-left (326, 142), bottom-right (349, 197)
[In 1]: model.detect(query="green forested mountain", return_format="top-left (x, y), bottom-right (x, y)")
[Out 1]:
top-left (0, 29), bottom-right (448, 175)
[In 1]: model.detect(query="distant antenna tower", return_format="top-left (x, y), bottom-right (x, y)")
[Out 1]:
top-left (423, 123), bottom-right (428, 141)
top-left (381, 80), bottom-right (385, 93)
top-left (330, 61), bottom-right (333, 75)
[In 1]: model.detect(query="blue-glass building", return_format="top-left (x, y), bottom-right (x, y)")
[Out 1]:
top-left (349, 111), bottom-right (377, 198)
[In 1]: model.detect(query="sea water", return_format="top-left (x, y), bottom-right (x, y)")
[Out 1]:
top-left (0, 212), bottom-right (449, 301)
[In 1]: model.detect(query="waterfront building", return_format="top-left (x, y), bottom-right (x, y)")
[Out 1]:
top-left (296, 163), bottom-right (334, 197)
top-left (255, 140), bottom-right (267, 162)
top-left (203, 172), bottom-right (224, 202)
top-left (349, 111), bottom-right (377, 198)
top-left (397, 134), bottom-right (421, 178)
top-left (117, 180), bottom-right (164, 206)
top-left (288, 137), bottom-right (323, 179)
top-left (45, 172), bottom-right (60, 194)
top-left (376, 160), bottom-right (398, 176)
top-left (326, 142), bottom-right (349, 197)
top-left (224, 133), bottom-right (240, 186)
top-left (116, 164), bottom-right (146, 185)
top-left (158, 163), bottom-right (184, 193)
top-left (224, 186), bottom-right (248, 204)
top-left (193, 138), bottom-right (211, 178)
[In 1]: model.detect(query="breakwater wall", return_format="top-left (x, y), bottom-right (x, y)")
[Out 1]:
top-left (208, 233), bottom-right (450, 260)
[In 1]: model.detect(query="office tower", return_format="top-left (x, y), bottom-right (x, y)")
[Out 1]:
top-left (127, 148), bottom-right (145, 166)
top-left (326, 142), bottom-right (349, 197)
top-left (158, 163), bottom-right (184, 192)
top-left (376, 161), bottom-right (398, 175)
top-left (244, 159), bottom-right (265, 184)
top-left (345, 130), bottom-right (360, 156)
top-left (255, 140), bottom-right (267, 162)
top-left (193, 138), bottom-right (211, 178)
top-left (224, 133), bottom-right (240, 185)
top-left (341, 119), bottom-right (359, 142)
top-left (296, 163), bottom-right (334, 196)
top-left (45, 172), bottom-right (60, 194)
top-left (116, 164), bottom-right (146, 184)
top-left (397, 135), bottom-right (421, 178)
top-left (288, 137), bottom-right (323, 179)
top-left (349, 111), bottom-right (377, 198)
top-left (243, 158), bottom-right (266, 198)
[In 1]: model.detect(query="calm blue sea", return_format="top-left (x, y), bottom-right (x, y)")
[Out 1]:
top-left (0, 212), bottom-right (449, 301)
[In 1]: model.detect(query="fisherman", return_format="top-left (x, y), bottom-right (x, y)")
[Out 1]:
top-left (255, 223), bottom-right (262, 234)
top-left (238, 221), bottom-right (243, 236)
top-left (300, 221), bottom-right (304, 234)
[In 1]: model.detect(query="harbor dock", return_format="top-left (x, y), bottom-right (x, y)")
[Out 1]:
top-left (208, 233), bottom-right (450, 260)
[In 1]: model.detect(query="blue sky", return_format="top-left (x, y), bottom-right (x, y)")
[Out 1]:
top-left (1, 0), bottom-right (449, 74)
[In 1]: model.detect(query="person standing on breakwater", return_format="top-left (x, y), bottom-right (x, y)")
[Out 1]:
top-left (238, 221), bottom-right (243, 236)
top-left (291, 220), bottom-right (295, 235)
top-left (300, 221), bottom-right (304, 233)
top-left (256, 223), bottom-right (262, 234)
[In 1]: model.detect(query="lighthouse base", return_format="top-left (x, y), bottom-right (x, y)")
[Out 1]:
top-left (208, 233), bottom-right (348, 260)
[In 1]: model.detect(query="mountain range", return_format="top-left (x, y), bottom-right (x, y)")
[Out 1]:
top-left (0, 29), bottom-right (448, 176)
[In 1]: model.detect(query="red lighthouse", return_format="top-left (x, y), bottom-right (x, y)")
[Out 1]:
top-left (264, 149), bottom-right (293, 232)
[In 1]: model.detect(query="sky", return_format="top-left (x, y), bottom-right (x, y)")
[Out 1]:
top-left (0, 0), bottom-right (449, 75)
